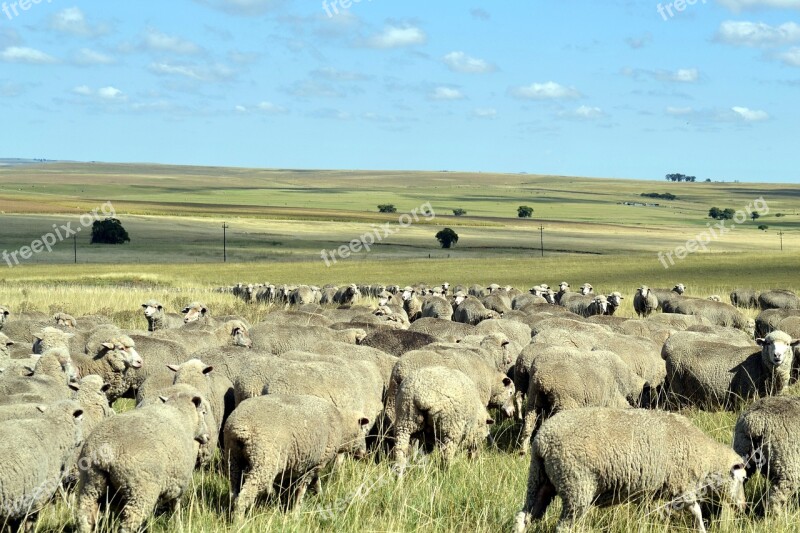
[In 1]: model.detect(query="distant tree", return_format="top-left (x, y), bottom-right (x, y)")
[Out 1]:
top-left (666, 173), bottom-right (698, 182)
top-left (776, 213), bottom-right (785, 218)
top-left (377, 204), bottom-right (397, 214)
top-left (435, 228), bottom-right (459, 249)
top-left (708, 207), bottom-right (721, 219)
top-left (758, 225), bottom-right (769, 231)
top-left (751, 212), bottom-right (761, 221)
top-left (722, 208), bottom-right (735, 220)
top-left (709, 207), bottom-right (735, 221)
top-left (641, 193), bottom-right (677, 200)
top-left (517, 206), bottom-right (534, 218)
top-left (90, 218), bottom-right (130, 245)
top-left (452, 208), bottom-right (467, 216)
top-left (705, 178), bottom-right (712, 182)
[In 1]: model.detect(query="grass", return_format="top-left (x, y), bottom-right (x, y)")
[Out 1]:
top-left (1, 254), bottom-right (799, 532)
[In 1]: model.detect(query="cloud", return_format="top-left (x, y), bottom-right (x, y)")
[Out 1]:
top-left (74, 48), bottom-right (115, 65)
top-left (470, 8), bottom-right (491, 20)
top-left (73, 85), bottom-right (126, 101)
top-left (666, 106), bottom-right (695, 116)
top-left (472, 107), bottom-right (497, 118)
top-left (48, 7), bottom-right (107, 37)
top-left (143, 28), bottom-right (202, 55)
top-left (256, 101), bottom-right (287, 113)
top-left (443, 51), bottom-right (497, 73)
top-left (192, 0), bottom-right (285, 15)
top-left (780, 47), bottom-right (800, 65)
top-left (625, 33), bottom-right (653, 49)
top-left (311, 67), bottom-right (369, 81)
top-left (510, 81), bottom-right (581, 100)
top-left (284, 79), bottom-right (344, 98)
top-left (366, 25), bottom-right (427, 48)
top-left (430, 87), bottom-right (465, 100)
top-left (622, 67), bottom-right (700, 83)
top-left (0, 46), bottom-right (57, 64)
top-left (149, 62), bottom-right (235, 82)
top-left (716, 20), bottom-right (800, 46)
top-left (732, 106), bottom-right (769, 121)
top-left (561, 105), bottom-right (605, 119)
top-left (717, 0), bottom-right (800, 11)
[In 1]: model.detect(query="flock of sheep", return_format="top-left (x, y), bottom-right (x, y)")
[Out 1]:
top-left (1, 281), bottom-right (800, 532)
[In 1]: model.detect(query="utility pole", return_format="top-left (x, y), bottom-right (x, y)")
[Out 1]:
top-left (778, 230), bottom-right (784, 251)
top-left (222, 222), bottom-right (229, 262)
top-left (73, 234), bottom-right (77, 264)
top-left (539, 224), bottom-right (544, 257)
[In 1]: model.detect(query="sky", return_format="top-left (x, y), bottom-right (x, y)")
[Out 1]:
top-left (0, 0), bottom-right (799, 182)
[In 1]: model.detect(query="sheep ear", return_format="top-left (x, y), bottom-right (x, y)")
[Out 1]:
top-left (101, 383), bottom-right (111, 393)
top-left (501, 340), bottom-right (510, 347)
top-left (201, 307), bottom-right (208, 315)
top-left (485, 418), bottom-right (495, 425)
top-left (191, 395), bottom-right (203, 408)
top-left (502, 377), bottom-right (513, 387)
top-left (6, 340), bottom-right (13, 346)
top-left (756, 338), bottom-right (766, 347)
top-left (202, 366), bottom-right (214, 375)
top-left (101, 342), bottom-right (115, 350)
top-left (166, 364), bottom-right (180, 372)
top-left (358, 417), bottom-right (370, 427)
top-left (181, 307), bottom-right (190, 313)
top-left (68, 383), bottom-right (81, 392)
top-left (73, 409), bottom-right (84, 420)
top-left (791, 340), bottom-right (800, 347)
top-left (36, 405), bottom-right (48, 413)
top-left (159, 395), bottom-right (169, 403)
top-left (157, 305), bottom-right (163, 310)
top-left (141, 304), bottom-right (148, 309)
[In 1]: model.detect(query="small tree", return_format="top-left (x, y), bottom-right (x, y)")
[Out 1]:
top-left (452, 208), bottom-right (467, 216)
top-left (435, 228), bottom-right (459, 249)
top-left (90, 218), bottom-right (130, 244)
top-left (758, 225), bottom-right (769, 231)
top-left (377, 204), bottom-right (397, 214)
top-left (751, 212), bottom-right (761, 221)
top-left (709, 207), bottom-right (721, 219)
top-left (517, 206), bottom-right (534, 218)
top-left (722, 208), bottom-right (735, 220)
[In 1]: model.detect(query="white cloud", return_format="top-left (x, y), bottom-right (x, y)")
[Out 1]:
top-left (74, 48), bottom-right (115, 65)
top-left (98, 86), bottom-right (124, 100)
top-left (149, 62), bottom-right (235, 82)
top-left (780, 47), bottom-right (800, 65)
top-left (143, 28), bottom-right (202, 55)
top-left (73, 85), bottom-right (126, 101)
top-left (0, 46), bottom-right (57, 64)
top-left (311, 67), bottom-right (369, 81)
top-left (670, 68), bottom-right (700, 82)
top-left (732, 106), bottom-right (769, 121)
top-left (367, 25), bottom-right (427, 48)
top-left (73, 85), bottom-right (93, 96)
top-left (573, 105), bottom-right (605, 119)
top-left (471, 8), bottom-right (491, 20)
top-left (443, 51), bottom-right (496, 74)
top-left (622, 67), bottom-right (700, 83)
top-left (49, 7), bottom-right (106, 37)
top-left (717, 0), bottom-right (800, 11)
top-left (257, 101), bottom-right (287, 113)
top-left (192, 0), bottom-right (284, 15)
top-left (473, 108), bottom-right (497, 118)
top-left (431, 87), bottom-right (465, 100)
top-left (716, 20), bottom-right (800, 46)
top-left (235, 105), bottom-right (247, 112)
top-left (666, 106), bottom-right (695, 115)
top-left (510, 81), bottom-right (581, 100)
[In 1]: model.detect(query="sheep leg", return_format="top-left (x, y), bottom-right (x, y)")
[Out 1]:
top-left (439, 438), bottom-right (456, 469)
top-left (119, 490), bottom-right (160, 533)
top-left (76, 471), bottom-right (107, 533)
top-left (519, 409), bottom-right (538, 455)
top-left (555, 480), bottom-right (594, 533)
top-left (170, 498), bottom-right (183, 529)
top-left (233, 465), bottom-right (274, 519)
top-left (514, 392), bottom-right (524, 422)
top-left (687, 501), bottom-right (707, 533)
top-left (766, 480), bottom-right (793, 516)
top-left (392, 430), bottom-right (412, 476)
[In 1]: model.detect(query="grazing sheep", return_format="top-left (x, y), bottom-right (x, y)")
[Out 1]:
top-left (408, 318), bottom-right (477, 342)
top-left (152, 319), bottom-right (252, 353)
top-left (633, 286), bottom-right (659, 317)
top-left (259, 309), bottom-right (333, 327)
top-left (290, 285), bottom-right (318, 305)
top-left (664, 331), bottom-right (798, 409)
top-left (31, 326), bottom-right (75, 355)
top-left (481, 293), bottom-right (512, 315)
top-left (360, 329), bottom-right (437, 356)
top-left (0, 349), bottom-right (78, 405)
top-left (756, 308), bottom-right (800, 338)
top-left (0, 401), bottom-right (85, 531)
top-left (167, 358), bottom-right (235, 444)
top-left (249, 323), bottom-right (365, 354)
top-left (333, 284), bottom-right (361, 306)
top-left (53, 312), bottom-right (77, 328)
top-left (308, 340), bottom-right (398, 395)
top-left (514, 407), bottom-right (746, 533)
top-left (565, 294), bottom-right (608, 318)
top-left (75, 334), bottom-right (143, 402)
top-left (475, 319), bottom-right (531, 350)
top-left (605, 292), bottom-right (624, 316)
top-left (512, 293), bottom-right (548, 310)
top-left (668, 297), bottom-right (755, 334)
top-left (454, 298), bottom-right (500, 325)
top-left (651, 284), bottom-right (686, 311)
top-left (518, 347), bottom-right (650, 453)
top-left (421, 295), bottom-right (454, 321)
top-left (733, 395), bottom-right (800, 515)
top-left (730, 288), bottom-right (761, 308)
top-left (759, 290), bottom-right (800, 310)
top-left (76, 390), bottom-right (210, 533)
top-left (182, 301), bottom-right (213, 325)
top-left (141, 300), bottom-right (183, 331)
top-left (224, 394), bottom-right (370, 516)
top-left (393, 366), bottom-right (495, 475)
top-left (400, 287), bottom-right (423, 322)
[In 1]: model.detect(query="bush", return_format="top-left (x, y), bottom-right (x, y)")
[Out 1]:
top-left (641, 193), bottom-right (677, 201)
top-left (452, 208), bottom-right (467, 217)
top-left (435, 228), bottom-right (459, 249)
top-left (90, 218), bottom-right (130, 245)
top-left (758, 225), bottom-right (769, 231)
top-left (709, 207), bottom-right (735, 221)
top-left (517, 206), bottom-right (533, 218)
top-left (377, 204), bottom-right (397, 214)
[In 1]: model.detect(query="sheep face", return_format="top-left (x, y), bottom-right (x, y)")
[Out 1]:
top-left (758, 332), bottom-right (799, 368)
top-left (709, 464), bottom-right (747, 513)
top-left (674, 283), bottom-right (686, 294)
top-left (453, 292), bottom-right (467, 306)
top-left (231, 326), bottom-right (253, 348)
top-left (378, 291), bottom-right (393, 306)
top-left (401, 288), bottom-right (415, 302)
top-left (558, 282), bottom-right (569, 291)
top-left (607, 292), bottom-right (624, 308)
top-left (580, 284), bottom-right (594, 295)
top-left (592, 296), bottom-right (608, 315)
top-left (341, 415), bottom-right (371, 460)
top-left (489, 376), bottom-right (516, 418)
top-left (182, 302), bottom-right (209, 324)
top-left (638, 286), bottom-right (651, 298)
top-left (100, 336), bottom-right (143, 371)
top-left (54, 313), bottom-right (77, 328)
top-left (142, 301), bottom-right (163, 319)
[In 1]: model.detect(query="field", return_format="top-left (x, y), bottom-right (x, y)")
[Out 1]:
top-left (1, 163), bottom-right (800, 532)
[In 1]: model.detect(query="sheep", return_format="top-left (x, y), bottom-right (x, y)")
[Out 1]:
top-left (730, 288), bottom-right (761, 308)
top-left (421, 295), bottom-right (454, 321)
top-left (75, 390), bottom-right (210, 533)
top-left (605, 291), bottom-right (624, 315)
top-left (512, 293), bottom-right (548, 310)
top-left (259, 309), bottom-right (333, 327)
top-left (31, 326), bottom-right (75, 355)
top-left (429, 333), bottom-right (515, 372)
top-left (152, 319), bottom-right (252, 353)
top-left (756, 308), bottom-right (800, 338)
top-left (249, 323), bottom-right (366, 354)
top-left (0, 400), bottom-right (85, 531)
top-left (141, 300), bottom-right (183, 331)
top-left (0, 348), bottom-right (78, 405)
top-left (664, 331), bottom-right (799, 409)
top-left (393, 366), bottom-right (495, 475)
top-left (290, 285), bottom-right (318, 305)
top-left (733, 395), bottom-right (800, 515)
top-left (634, 285), bottom-right (659, 317)
top-left (167, 358), bottom-right (235, 444)
top-left (182, 301), bottom-right (213, 325)
top-left (651, 283), bottom-right (686, 311)
top-left (475, 319), bottom-right (531, 350)
top-left (683, 325), bottom-right (756, 347)
top-left (453, 298), bottom-right (500, 325)
top-left (668, 297), bottom-right (755, 334)
top-left (224, 394), bottom-right (370, 516)
top-left (518, 346), bottom-right (651, 453)
top-left (408, 317), bottom-right (477, 341)
top-left (333, 284), bottom-right (361, 306)
top-left (481, 293), bottom-right (512, 315)
top-left (360, 329), bottom-right (438, 356)
top-left (52, 312), bottom-right (77, 328)
top-left (0, 305), bottom-right (8, 331)
top-left (75, 334), bottom-right (143, 402)
top-left (308, 340), bottom-right (398, 395)
top-left (565, 294), bottom-right (608, 318)
top-left (513, 407), bottom-right (747, 533)
top-left (0, 332), bottom-right (13, 367)
top-left (401, 286), bottom-right (423, 322)
top-left (759, 290), bottom-right (800, 310)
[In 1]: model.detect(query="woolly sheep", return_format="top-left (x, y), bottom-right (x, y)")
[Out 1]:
top-left (475, 318), bottom-right (531, 349)
top-left (565, 294), bottom-right (608, 318)
top-left (0, 332), bottom-right (13, 368)
top-left (733, 395), bottom-right (800, 515)
top-left (651, 284), bottom-right (686, 311)
top-left (249, 323), bottom-right (366, 354)
top-left (453, 298), bottom-right (500, 325)
top-left (0, 349), bottom-right (78, 405)
top-left (408, 317), bottom-right (477, 342)
top-left (0, 400), bottom-right (84, 532)
top-left (53, 312), bottom-right (77, 328)
top-left (512, 293), bottom-right (548, 310)
top-left (514, 407), bottom-right (746, 533)
top-left (730, 288), bottom-right (761, 308)
top-left (308, 340), bottom-right (398, 394)
top-left (259, 309), bottom-right (333, 328)
top-left (141, 300), bottom-right (183, 331)
top-left (167, 358), bottom-right (235, 444)
top-left (756, 308), bottom-right (800, 338)
top-left (360, 329), bottom-right (437, 356)
top-left (668, 297), bottom-right (755, 335)
top-left (401, 287), bottom-right (423, 322)
top-left (759, 290), bottom-right (800, 310)
top-left (74, 333), bottom-right (143, 402)
top-left (634, 286), bottom-right (659, 317)
top-left (333, 284), bottom-right (361, 306)
top-left (421, 295), bottom-right (454, 321)
top-left (481, 293), bottom-right (512, 315)
top-left (182, 301), bottom-right (213, 325)
top-left (664, 331), bottom-right (799, 409)
top-left (152, 319), bottom-right (253, 353)
top-left (224, 394), bottom-right (370, 516)
top-left (605, 291), bottom-right (624, 315)
top-left (289, 285), bottom-right (318, 305)
top-left (76, 390), bottom-right (210, 533)
top-left (393, 366), bottom-right (495, 475)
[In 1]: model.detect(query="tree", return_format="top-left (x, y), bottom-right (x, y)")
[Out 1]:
top-left (90, 218), bottom-right (130, 244)
top-left (452, 208), bottom-right (467, 216)
top-left (377, 204), bottom-right (397, 213)
top-left (709, 207), bottom-right (735, 221)
top-left (758, 225), bottom-right (769, 231)
top-left (517, 206), bottom-right (534, 218)
top-left (708, 207), bottom-right (721, 219)
top-left (435, 228), bottom-right (459, 249)
top-left (722, 208), bottom-right (735, 220)
top-left (751, 212), bottom-right (761, 221)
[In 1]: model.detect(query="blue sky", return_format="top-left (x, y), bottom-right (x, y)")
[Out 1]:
top-left (0, 0), bottom-right (798, 182)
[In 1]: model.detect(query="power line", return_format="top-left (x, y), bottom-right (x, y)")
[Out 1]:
top-left (538, 224), bottom-right (544, 257)
top-left (222, 222), bottom-right (229, 262)
top-left (778, 230), bottom-right (784, 251)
